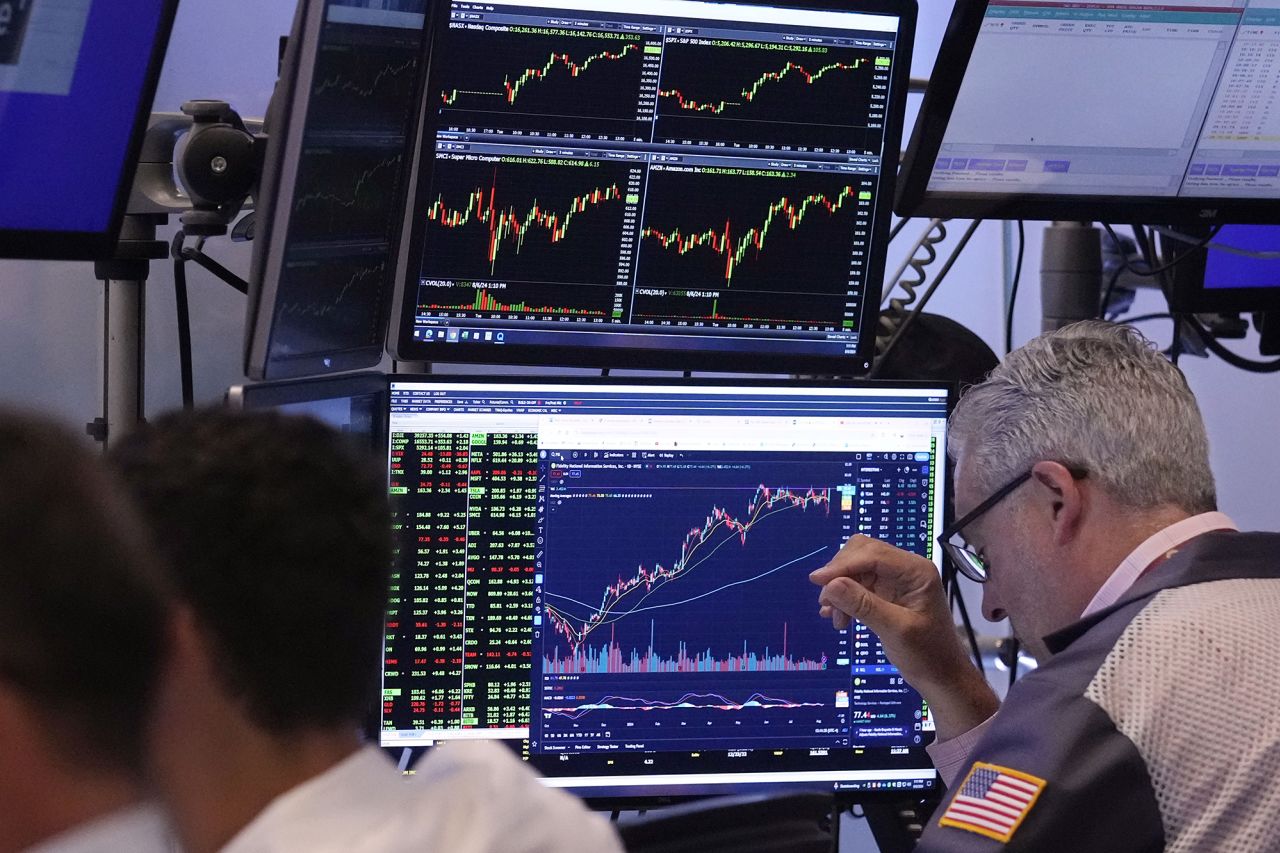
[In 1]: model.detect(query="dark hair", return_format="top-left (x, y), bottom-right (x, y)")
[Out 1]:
top-left (0, 409), bottom-right (166, 773)
top-left (108, 408), bottom-right (392, 733)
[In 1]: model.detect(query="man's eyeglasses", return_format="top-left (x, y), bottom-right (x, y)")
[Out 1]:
top-left (937, 466), bottom-right (1087, 583)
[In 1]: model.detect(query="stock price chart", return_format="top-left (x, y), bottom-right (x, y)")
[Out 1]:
top-left (433, 24), bottom-right (654, 139)
top-left (307, 25), bottom-right (424, 132)
top-left (634, 165), bottom-right (872, 330)
top-left (290, 144), bottom-right (407, 242)
top-left (653, 38), bottom-right (891, 151)
top-left (533, 454), bottom-right (854, 754)
top-left (269, 251), bottom-right (388, 356)
top-left (418, 154), bottom-right (637, 320)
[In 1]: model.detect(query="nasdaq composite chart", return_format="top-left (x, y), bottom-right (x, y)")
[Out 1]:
top-left (267, 0), bottom-right (427, 361)
top-left (404, 0), bottom-right (906, 367)
top-left (532, 453), bottom-right (854, 755)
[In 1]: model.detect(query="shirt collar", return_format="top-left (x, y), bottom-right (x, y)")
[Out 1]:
top-left (1080, 511), bottom-right (1239, 619)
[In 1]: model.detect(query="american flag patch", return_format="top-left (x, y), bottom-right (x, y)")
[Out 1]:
top-left (938, 761), bottom-right (1046, 843)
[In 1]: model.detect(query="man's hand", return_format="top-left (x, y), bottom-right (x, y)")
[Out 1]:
top-left (810, 535), bottom-right (999, 739)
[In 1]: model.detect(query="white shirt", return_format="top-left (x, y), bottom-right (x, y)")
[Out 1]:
top-left (927, 512), bottom-right (1239, 788)
top-left (220, 742), bottom-right (623, 853)
top-left (22, 804), bottom-right (176, 853)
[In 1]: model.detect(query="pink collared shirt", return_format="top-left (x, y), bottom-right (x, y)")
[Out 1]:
top-left (926, 511), bottom-right (1239, 788)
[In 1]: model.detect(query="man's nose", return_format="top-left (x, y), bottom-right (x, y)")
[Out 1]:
top-left (981, 584), bottom-right (1007, 623)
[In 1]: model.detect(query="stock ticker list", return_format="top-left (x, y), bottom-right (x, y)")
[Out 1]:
top-left (849, 451), bottom-right (935, 741)
top-left (383, 429), bottom-right (538, 737)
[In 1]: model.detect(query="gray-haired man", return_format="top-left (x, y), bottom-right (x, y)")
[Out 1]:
top-left (811, 321), bottom-right (1280, 851)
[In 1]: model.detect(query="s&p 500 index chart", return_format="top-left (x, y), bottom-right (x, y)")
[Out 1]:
top-left (531, 451), bottom-right (856, 758)
top-left (654, 37), bottom-right (892, 152)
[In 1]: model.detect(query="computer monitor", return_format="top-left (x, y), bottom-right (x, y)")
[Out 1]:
top-left (243, 0), bottom-right (429, 380)
top-left (389, 0), bottom-right (917, 374)
top-left (0, 0), bottom-right (178, 259)
top-left (227, 372), bottom-right (387, 456)
top-left (897, 0), bottom-right (1280, 224)
top-left (1165, 224), bottom-right (1280, 313)
top-left (382, 376), bottom-right (949, 803)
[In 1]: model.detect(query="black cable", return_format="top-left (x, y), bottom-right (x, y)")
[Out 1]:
top-left (1006, 637), bottom-right (1020, 690)
top-left (1184, 316), bottom-right (1280, 372)
top-left (179, 244), bottom-right (250, 294)
top-left (1005, 220), bottom-right (1025, 354)
top-left (1118, 312), bottom-right (1174, 325)
top-left (1170, 314), bottom-right (1182, 366)
top-left (888, 216), bottom-right (911, 244)
top-left (170, 231), bottom-right (195, 411)
top-left (1099, 262), bottom-right (1126, 320)
top-left (872, 219), bottom-right (983, 374)
top-left (1100, 222), bottom-right (1222, 281)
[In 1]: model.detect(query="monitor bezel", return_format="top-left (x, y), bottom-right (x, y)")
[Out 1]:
top-left (383, 371), bottom-right (953, 807)
top-left (0, 0), bottom-right (180, 260)
top-left (389, 0), bottom-right (919, 375)
top-left (895, 0), bottom-right (1280, 226)
top-left (243, 0), bottom-right (432, 382)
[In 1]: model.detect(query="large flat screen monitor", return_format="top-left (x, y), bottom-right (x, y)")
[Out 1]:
top-left (897, 0), bottom-right (1280, 224)
top-left (389, 0), bottom-right (917, 374)
top-left (243, 0), bottom-right (429, 380)
top-left (382, 376), bottom-right (949, 802)
top-left (0, 0), bottom-right (178, 259)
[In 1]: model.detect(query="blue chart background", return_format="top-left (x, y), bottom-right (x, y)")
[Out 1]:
top-left (534, 452), bottom-right (855, 752)
top-left (540, 453), bottom-right (849, 669)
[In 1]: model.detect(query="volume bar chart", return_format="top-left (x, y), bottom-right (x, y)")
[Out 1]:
top-left (421, 287), bottom-right (608, 317)
top-left (544, 621), bottom-right (829, 674)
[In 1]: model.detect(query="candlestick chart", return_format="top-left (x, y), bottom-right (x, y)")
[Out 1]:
top-left (634, 166), bottom-right (870, 328)
top-left (533, 456), bottom-right (853, 751)
top-left (538, 461), bottom-right (846, 673)
top-left (417, 157), bottom-right (632, 318)
top-left (432, 26), bottom-right (649, 133)
top-left (654, 40), bottom-right (890, 150)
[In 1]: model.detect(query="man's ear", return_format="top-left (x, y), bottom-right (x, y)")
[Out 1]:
top-left (1029, 461), bottom-right (1085, 546)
